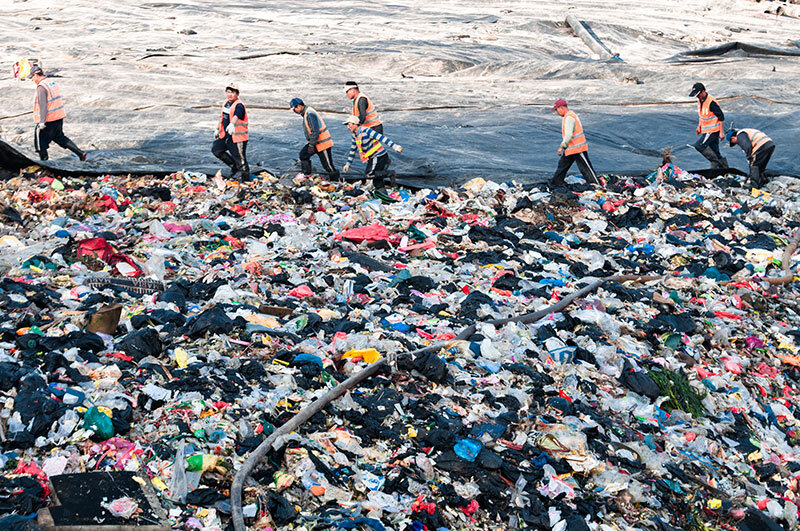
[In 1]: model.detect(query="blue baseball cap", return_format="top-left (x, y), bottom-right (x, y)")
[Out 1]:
top-left (726, 129), bottom-right (736, 146)
top-left (289, 98), bottom-right (303, 108)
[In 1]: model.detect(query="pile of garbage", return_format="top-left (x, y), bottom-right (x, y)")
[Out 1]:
top-left (1, 163), bottom-right (800, 531)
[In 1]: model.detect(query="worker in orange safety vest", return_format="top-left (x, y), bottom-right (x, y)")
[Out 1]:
top-left (212, 82), bottom-right (250, 179)
top-left (290, 98), bottom-right (339, 180)
top-left (551, 99), bottom-right (599, 187)
top-left (30, 66), bottom-right (86, 161)
top-left (345, 81), bottom-right (383, 134)
top-left (726, 128), bottom-right (775, 188)
top-left (689, 82), bottom-right (728, 169)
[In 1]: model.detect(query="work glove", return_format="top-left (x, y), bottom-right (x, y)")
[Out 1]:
top-left (307, 145), bottom-right (316, 155)
top-left (213, 129), bottom-right (219, 140)
top-left (393, 145), bottom-right (403, 153)
top-left (38, 122), bottom-right (47, 131)
top-left (226, 123), bottom-right (235, 135)
top-left (342, 163), bottom-right (351, 174)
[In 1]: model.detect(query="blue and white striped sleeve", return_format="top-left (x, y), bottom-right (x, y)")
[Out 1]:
top-left (346, 136), bottom-right (357, 164)
top-left (366, 128), bottom-right (396, 149)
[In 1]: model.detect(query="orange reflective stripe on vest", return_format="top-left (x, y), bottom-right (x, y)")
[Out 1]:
top-left (218, 99), bottom-right (249, 143)
top-left (697, 95), bottom-right (721, 134)
top-left (353, 94), bottom-right (381, 129)
top-left (33, 79), bottom-right (66, 123)
top-left (563, 110), bottom-right (588, 156)
top-left (739, 128), bottom-right (771, 155)
top-left (304, 107), bottom-right (333, 151)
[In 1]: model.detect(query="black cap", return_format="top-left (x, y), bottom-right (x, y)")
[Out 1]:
top-left (30, 66), bottom-right (44, 76)
top-left (689, 82), bottom-right (705, 97)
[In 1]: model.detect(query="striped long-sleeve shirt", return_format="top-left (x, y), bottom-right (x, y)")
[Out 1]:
top-left (346, 126), bottom-right (397, 164)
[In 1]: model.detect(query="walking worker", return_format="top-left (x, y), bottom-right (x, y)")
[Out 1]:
top-left (290, 98), bottom-right (339, 180)
top-left (726, 128), bottom-right (775, 188)
top-left (551, 99), bottom-right (599, 187)
top-left (341, 115), bottom-right (402, 200)
top-left (212, 82), bottom-right (250, 179)
top-left (344, 81), bottom-right (383, 133)
top-left (30, 66), bottom-right (86, 161)
top-left (689, 82), bottom-right (728, 169)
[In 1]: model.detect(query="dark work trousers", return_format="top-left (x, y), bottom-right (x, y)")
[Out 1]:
top-left (299, 144), bottom-right (337, 176)
top-left (749, 143), bottom-right (775, 187)
top-left (212, 137), bottom-right (248, 173)
top-left (34, 119), bottom-right (74, 153)
top-left (552, 150), bottom-right (598, 186)
top-left (366, 153), bottom-right (390, 188)
top-left (694, 132), bottom-right (722, 159)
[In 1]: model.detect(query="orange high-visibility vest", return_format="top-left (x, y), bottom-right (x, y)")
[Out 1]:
top-left (218, 99), bottom-right (249, 143)
top-left (355, 128), bottom-right (384, 162)
top-left (697, 95), bottom-right (722, 134)
top-left (304, 107), bottom-right (333, 151)
top-left (353, 93), bottom-right (381, 129)
top-left (33, 78), bottom-right (66, 123)
top-left (737, 128), bottom-right (772, 161)
top-left (563, 110), bottom-right (588, 156)
top-left (738, 129), bottom-right (771, 155)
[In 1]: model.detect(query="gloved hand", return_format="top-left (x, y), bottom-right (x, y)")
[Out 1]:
top-left (38, 122), bottom-right (47, 131)
top-left (696, 125), bottom-right (701, 135)
top-left (393, 145), bottom-right (403, 153)
top-left (307, 145), bottom-right (316, 155)
top-left (213, 128), bottom-right (219, 140)
top-left (226, 123), bottom-right (235, 135)
top-left (342, 163), bottom-right (351, 174)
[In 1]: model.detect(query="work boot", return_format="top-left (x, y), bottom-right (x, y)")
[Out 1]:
top-left (700, 147), bottom-right (723, 168)
top-left (38, 150), bottom-right (48, 161)
top-left (328, 170), bottom-right (341, 181)
top-left (215, 152), bottom-right (237, 170)
top-left (64, 140), bottom-right (87, 161)
top-left (232, 144), bottom-right (250, 180)
top-left (300, 159), bottom-right (313, 177)
top-left (749, 167), bottom-right (763, 188)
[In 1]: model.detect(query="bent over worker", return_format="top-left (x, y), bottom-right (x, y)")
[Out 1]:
top-left (290, 98), bottom-right (339, 180)
top-left (212, 82), bottom-right (250, 179)
top-left (689, 82), bottom-right (728, 169)
top-left (551, 99), bottom-right (599, 187)
top-left (345, 81), bottom-right (383, 134)
top-left (341, 115), bottom-right (402, 201)
top-left (726, 128), bottom-right (775, 188)
top-left (30, 66), bottom-right (86, 161)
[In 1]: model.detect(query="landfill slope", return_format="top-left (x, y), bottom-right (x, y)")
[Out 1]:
top-left (1, 164), bottom-right (800, 530)
top-left (1, 0), bottom-right (799, 182)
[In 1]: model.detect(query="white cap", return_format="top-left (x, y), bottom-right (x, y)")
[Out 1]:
top-left (226, 82), bottom-right (240, 92)
top-left (342, 115), bottom-right (359, 125)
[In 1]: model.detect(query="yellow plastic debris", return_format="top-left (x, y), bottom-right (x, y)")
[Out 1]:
top-left (174, 347), bottom-right (189, 369)
top-left (342, 348), bottom-right (382, 363)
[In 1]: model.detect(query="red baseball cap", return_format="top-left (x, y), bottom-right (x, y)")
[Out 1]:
top-left (551, 99), bottom-right (567, 110)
